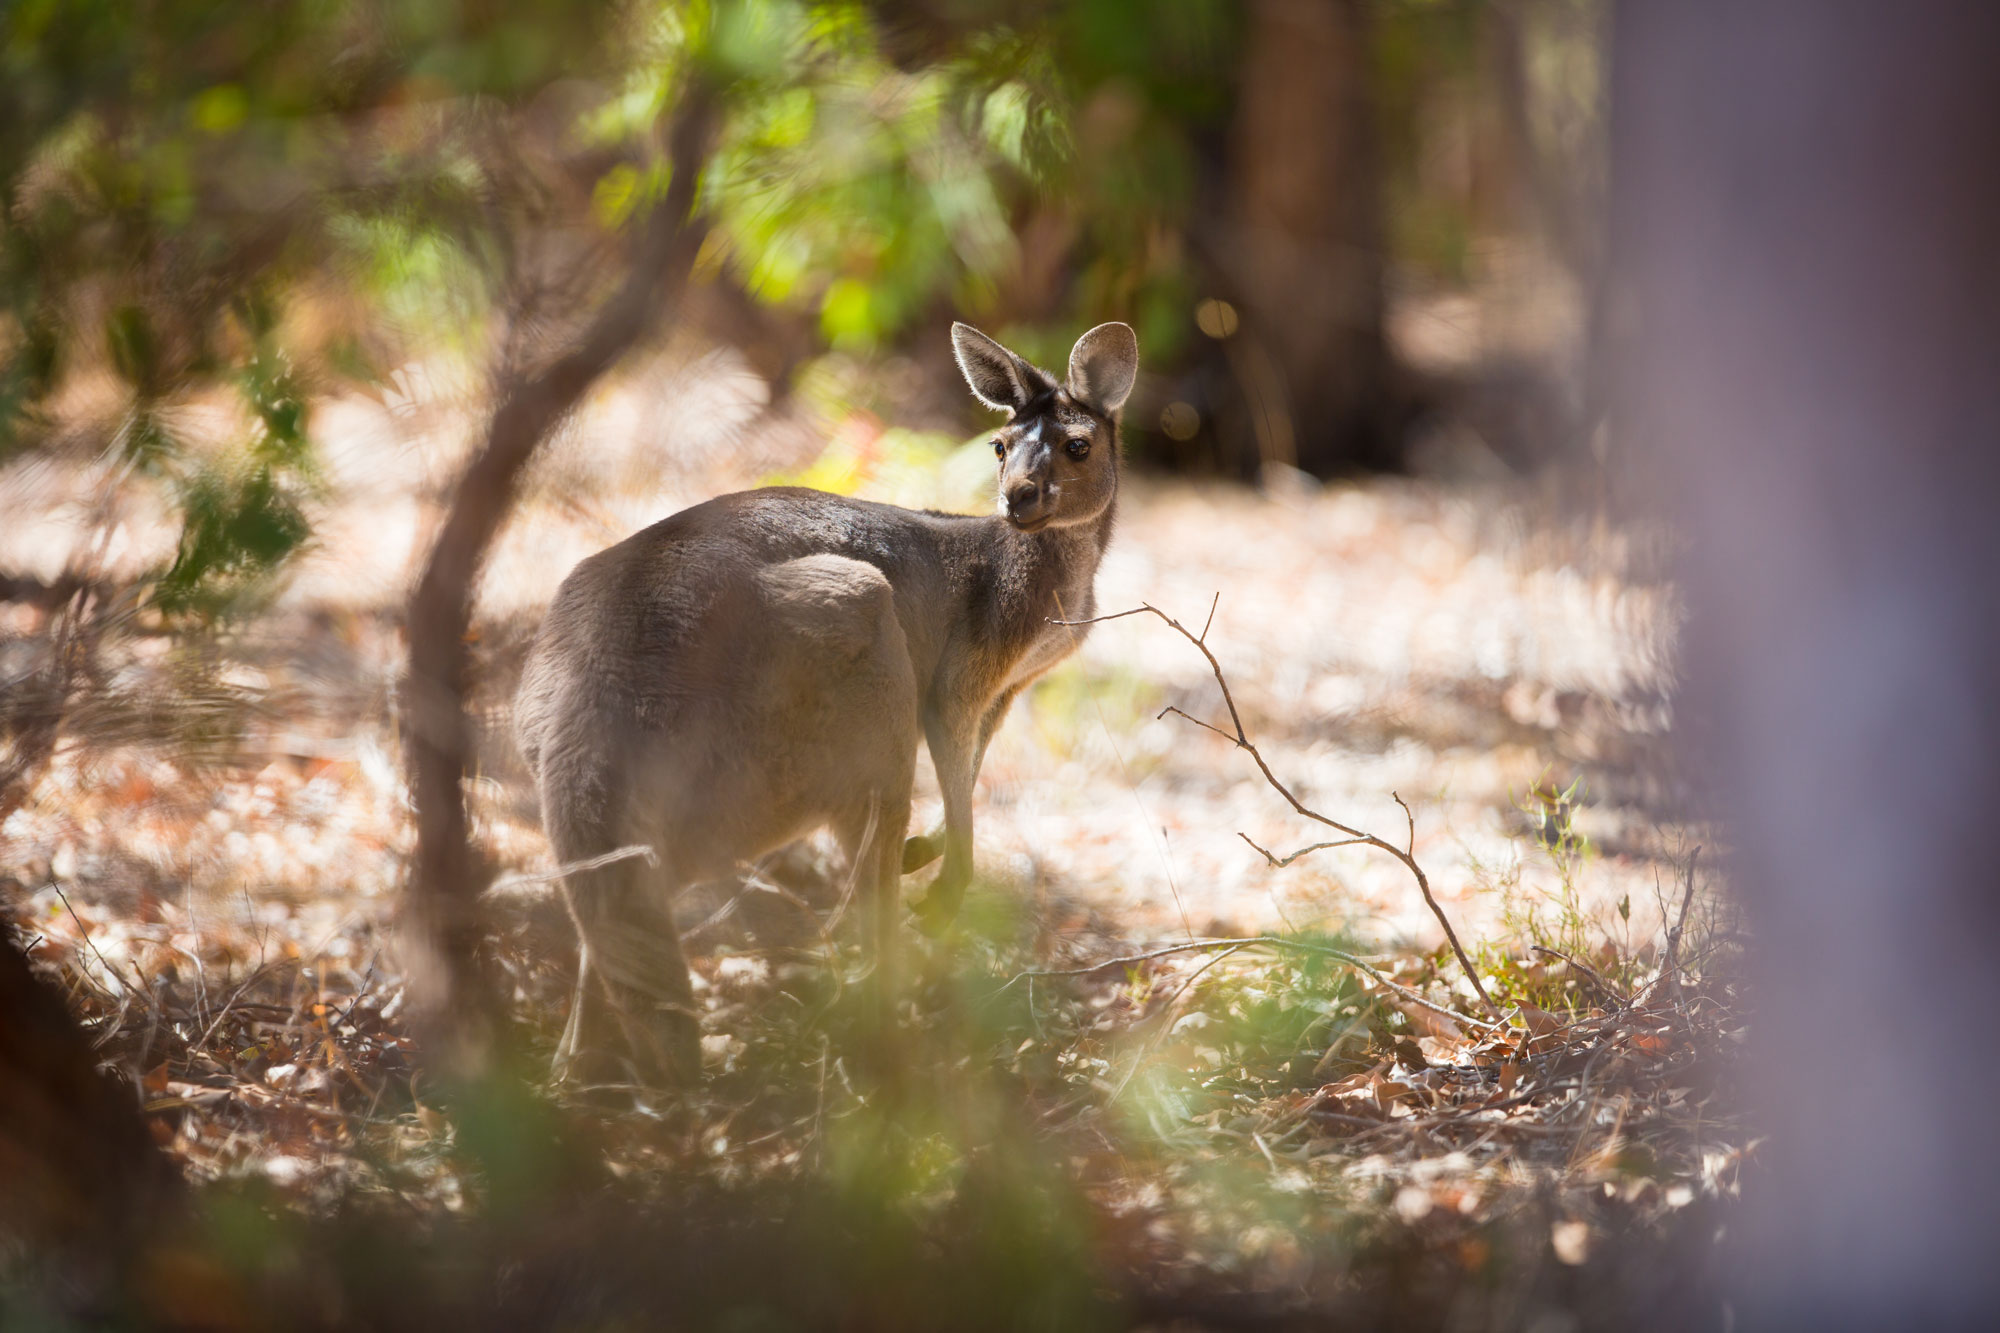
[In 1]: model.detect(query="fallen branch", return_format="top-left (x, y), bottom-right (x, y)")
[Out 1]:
top-left (1056, 600), bottom-right (1498, 1016)
top-left (1002, 934), bottom-right (1499, 1034)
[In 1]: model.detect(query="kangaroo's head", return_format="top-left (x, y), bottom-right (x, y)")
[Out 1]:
top-left (952, 321), bottom-right (1138, 533)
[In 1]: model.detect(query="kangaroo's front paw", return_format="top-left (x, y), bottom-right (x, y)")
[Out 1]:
top-left (908, 886), bottom-right (962, 938)
top-left (901, 831), bottom-right (945, 873)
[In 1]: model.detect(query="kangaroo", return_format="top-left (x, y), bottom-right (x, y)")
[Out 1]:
top-left (513, 321), bottom-right (1137, 1083)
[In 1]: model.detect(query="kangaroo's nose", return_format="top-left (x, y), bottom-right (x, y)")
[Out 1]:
top-left (1007, 480), bottom-right (1046, 519)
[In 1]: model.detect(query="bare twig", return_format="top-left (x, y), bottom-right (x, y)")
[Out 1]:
top-left (483, 844), bottom-right (659, 896)
top-left (1663, 846), bottom-right (1700, 978)
top-left (190, 961), bottom-right (292, 1054)
top-left (49, 882), bottom-right (142, 1007)
top-left (1239, 832), bottom-right (1369, 867)
top-left (1057, 601), bottom-right (1498, 1015)
top-left (1656, 844), bottom-right (1702, 1002)
top-left (1530, 944), bottom-right (1628, 1009)
top-left (1108, 942), bottom-right (1251, 1102)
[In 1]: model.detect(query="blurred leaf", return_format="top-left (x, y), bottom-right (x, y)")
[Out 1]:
top-left (154, 464), bottom-right (311, 622)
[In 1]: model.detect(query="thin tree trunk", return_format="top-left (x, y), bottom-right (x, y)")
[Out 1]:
top-left (402, 88), bottom-right (716, 1076)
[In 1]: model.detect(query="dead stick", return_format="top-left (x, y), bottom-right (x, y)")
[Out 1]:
top-left (1057, 602), bottom-right (1498, 1015)
top-left (1660, 845), bottom-right (1702, 999)
top-left (49, 881), bottom-right (144, 1008)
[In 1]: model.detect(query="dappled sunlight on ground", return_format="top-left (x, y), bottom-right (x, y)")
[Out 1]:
top-left (4, 353), bottom-right (1737, 1319)
top-left (3, 346), bottom-right (1693, 974)
top-left (971, 477), bottom-right (1685, 958)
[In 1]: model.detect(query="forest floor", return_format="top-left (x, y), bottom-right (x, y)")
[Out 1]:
top-left (2, 349), bottom-right (1749, 1328)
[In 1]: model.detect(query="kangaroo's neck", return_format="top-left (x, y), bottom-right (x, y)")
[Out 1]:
top-left (990, 482), bottom-right (1117, 640)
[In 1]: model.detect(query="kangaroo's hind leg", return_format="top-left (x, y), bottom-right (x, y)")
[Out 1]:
top-left (563, 850), bottom-right (700, 1088)
top-left (835, 783), bottom-right (913, 999)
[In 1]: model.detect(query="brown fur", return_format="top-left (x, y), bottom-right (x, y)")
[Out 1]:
top-left (514, 323), bottom-right (1138, 1083)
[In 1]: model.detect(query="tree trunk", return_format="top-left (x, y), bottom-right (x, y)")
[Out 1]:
top-left (1612, 2), bottom-right (2000, 1323)
top-left (1222, 0), bottom-right (1395, 476)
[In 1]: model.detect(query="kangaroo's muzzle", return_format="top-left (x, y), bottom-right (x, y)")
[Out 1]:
top-left (1006, 478), bottom-right (1052, 528)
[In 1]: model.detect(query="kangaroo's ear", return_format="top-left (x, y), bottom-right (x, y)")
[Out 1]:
top-left (1067, 322), bottom-right (1139, 415)
top-left (951, 322), bottom-right (1038, 414)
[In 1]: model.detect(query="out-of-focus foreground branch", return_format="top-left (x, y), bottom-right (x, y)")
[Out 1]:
top-left (0, 928), bottom-right (183, 1302)
top-left (402, 86), bottom-right (718, 1077)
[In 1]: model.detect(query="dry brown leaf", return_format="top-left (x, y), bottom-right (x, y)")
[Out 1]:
top-left (1512, 1004), bottom-right (1565, 1037)
top-left (1498, 1061), bottom-right (1521, 1096)
top-left (1631, 1029), bottom-right (1670, 1056)
top-left (1396, 1000), bottom-right (1465, 1044)
top-left (1417, 1035), bottom-right (1462, 1065)
top-left (1374, 1080), bottom-right (1416, 1115)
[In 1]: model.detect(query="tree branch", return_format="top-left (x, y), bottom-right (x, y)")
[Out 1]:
top-left (1056, 600), bottom-right (1499, 1015)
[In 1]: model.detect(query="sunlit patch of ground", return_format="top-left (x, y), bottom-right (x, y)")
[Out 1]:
top-left (2, 349), bottom-right (1741, 1319)
top-left (965, 475), bottom-right (1688, 960)
top-left (3, 341), bottom-right (1693, 966)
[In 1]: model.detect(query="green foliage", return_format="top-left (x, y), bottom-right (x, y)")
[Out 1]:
top-left (133, 302), bottom-right (320, 622)
top-left (1025, 660), bottom-right (1161, 763)
top-left (153, 465), bottom-right (311, 621)
top-left (655, 0), bottom-right (1249, 366)
top-left (691, 3), bottom-right (1023, 351)
top-left (0, 0), bottom-right (652, 620)
top-left (1119, 936), bottom-right (1377, 1137)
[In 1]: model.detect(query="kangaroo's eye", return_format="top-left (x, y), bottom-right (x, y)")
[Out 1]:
top-left (992, 439), bottom-right (1005, 459)
top-left (1065, 437), bottom-right (1090, 460)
